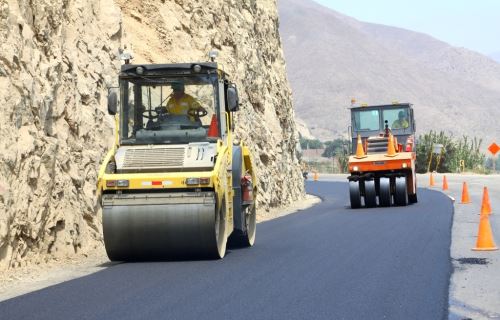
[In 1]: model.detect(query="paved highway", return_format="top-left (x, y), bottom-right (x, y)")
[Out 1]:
top-left (0, 181), bottom-right (453, 320)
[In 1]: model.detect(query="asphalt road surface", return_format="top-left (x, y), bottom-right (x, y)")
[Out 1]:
top-left (0, 181), bottom-right (453, 320)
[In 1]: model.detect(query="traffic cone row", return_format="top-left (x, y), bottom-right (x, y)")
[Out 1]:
top-left (480, 187), bottom-right (492, 216)
top-left (429, 173), bottom-right (497, 251)
top-left (354, 134), bottom-right (366, 159)
top-left (442, 175), bottom-right (448, 191)
top-left (460, 182), bottom-right (471, 204)
top-left (473, 186), bottom-right (497, 251)
top-left (385, 133), bottom-right (397, 157)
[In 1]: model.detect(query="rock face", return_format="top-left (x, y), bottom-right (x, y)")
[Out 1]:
top-left (116, 0), bottom-right (304, 208)
top-left (0, 0), bottom-right (122, 270)
top-left (0, 0), bottom-right (303, 270)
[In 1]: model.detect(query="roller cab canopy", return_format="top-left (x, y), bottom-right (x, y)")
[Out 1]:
top-left (350, 103), bottom-right (416, 154)
top-left (115, 62), bottom-right (238, 146)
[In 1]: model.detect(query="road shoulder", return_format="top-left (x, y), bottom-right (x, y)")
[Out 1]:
top-left (420, 174), bottom-right (500, 319)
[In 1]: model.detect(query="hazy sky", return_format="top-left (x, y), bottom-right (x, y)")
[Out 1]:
top-left (313, 0), bottom-right (500, 55)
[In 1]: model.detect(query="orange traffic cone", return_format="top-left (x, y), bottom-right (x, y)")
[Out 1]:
top-left (472, 213), bottom-right (498, 251)
top-left (480, 187), bottom-right (492, 216)
top-left (313, 171), bottom-right (319, 181)
top-left (207, 115), bottom-right (219, 137)
top-left (429, 172), bottom-right (435, 187)
top-left (460, 182), bottom-right (471, 204)
top-left (355, 134), bottom-right (366, 159)
top-left (442, 175), bottom-right (449, 191)
top-left (385, 134), bottom-right (397, 157)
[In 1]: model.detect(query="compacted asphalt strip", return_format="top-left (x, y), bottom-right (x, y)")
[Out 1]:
top-left (0, 181), bottom-right (454, 320)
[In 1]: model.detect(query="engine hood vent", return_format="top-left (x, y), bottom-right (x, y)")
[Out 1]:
top-left (115, 143), bottom-right (216, 173)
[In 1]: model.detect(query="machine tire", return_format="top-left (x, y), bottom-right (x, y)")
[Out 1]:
top-left (214, 197), bottom-right (228, 258)
top-left (409, 193), bottom-right (418, 204)
top-left (349, 181), bottom-right (362, 209)
top-left (228, 146), bottom-right (256, 248)
top-left (231, 146), bottom-right (244, 229)
top-left (379, 177), bottom-right (392, 207)
top-left (394, 177), bottom-right (408, 206)
top-left (364, 180), bottom-right (377, 208)
top-left (229, 203), bottom-right (256, 248)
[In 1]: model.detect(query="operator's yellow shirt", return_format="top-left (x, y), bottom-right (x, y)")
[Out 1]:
top-left (166, 94), bottom-right (200, 115)
top-left (392, 119), bottom-right (409, 129)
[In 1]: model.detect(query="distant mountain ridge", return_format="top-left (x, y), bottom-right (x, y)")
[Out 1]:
top-left (279, 0), bottom-right (500, 145)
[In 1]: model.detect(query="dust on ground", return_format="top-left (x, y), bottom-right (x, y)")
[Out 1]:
top-left (0, 248), bottom-right (110, 302)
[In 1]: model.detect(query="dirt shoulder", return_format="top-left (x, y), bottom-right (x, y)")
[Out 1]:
top-left (258, 193), bottom-right (321, 222)
top-left (0, 248), bottom-right (110, 302)
top-left (0, 194), bottom-right (321, 302)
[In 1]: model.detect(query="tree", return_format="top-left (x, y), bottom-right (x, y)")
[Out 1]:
top-left (300, 137), bottom-right (324, 149)
top-left (322, 139), bottom-right (349, 158)
top-left (322, 139), bottom-right (350, 173)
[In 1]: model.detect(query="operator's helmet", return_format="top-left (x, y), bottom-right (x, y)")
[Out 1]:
top-left (171, 82), bottom-right (185, 92)
top-left (398, 110), bottom-right (405, 119)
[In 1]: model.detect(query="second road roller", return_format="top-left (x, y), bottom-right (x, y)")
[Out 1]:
top-left (347, 102), bottom-right (418, 208)
top-left (97, 56), bottom-right (256, 260)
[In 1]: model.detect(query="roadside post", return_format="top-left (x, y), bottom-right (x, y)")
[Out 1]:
top-left (428, 143), bottom-right (444, 173)
top-left (487, 142), bottom-right (499, 172)
top-left (459, 160), bottom-right (465, 173)
top-left (434, 144), bottom-right (444, 172)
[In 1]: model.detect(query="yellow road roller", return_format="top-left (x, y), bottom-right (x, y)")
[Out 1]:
top-left (97, 61), bottom-right (256, 260)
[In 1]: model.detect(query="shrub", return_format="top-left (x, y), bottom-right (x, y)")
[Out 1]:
top-left (416, 131), bottom-right (485, 173)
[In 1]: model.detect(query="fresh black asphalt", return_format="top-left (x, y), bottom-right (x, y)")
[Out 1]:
top-left (0, 181), bottom-right (454, 320)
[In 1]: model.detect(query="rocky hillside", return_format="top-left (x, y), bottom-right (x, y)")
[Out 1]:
top-left (0, 0), bottom-right (304, 271)
top-left (279, 0), bottom-right (500, 144)
top-left (116, 0), bottom-right (304, 208)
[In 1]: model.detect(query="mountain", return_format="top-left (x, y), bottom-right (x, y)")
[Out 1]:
top-left (279, 0), bottom-right (500, 144)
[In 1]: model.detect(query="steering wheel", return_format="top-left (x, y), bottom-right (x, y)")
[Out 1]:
top-left (155, 106), bottom-right (169, 117)
top-left (142, 109), bottom-right (158, 120)
top-left (188, 108), bottom-right (208, 118)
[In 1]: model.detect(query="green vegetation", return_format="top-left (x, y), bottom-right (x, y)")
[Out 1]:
top-left (322, 139), bottom-right (350, 173)
top-left (322, 139), bottom-right (348, 157)
top-left (299, 137), bottom-right (324, 149)
top-left (416, 131), bottom-right (485, 173)
top-left (301, 138), bottom-right (351, 173)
